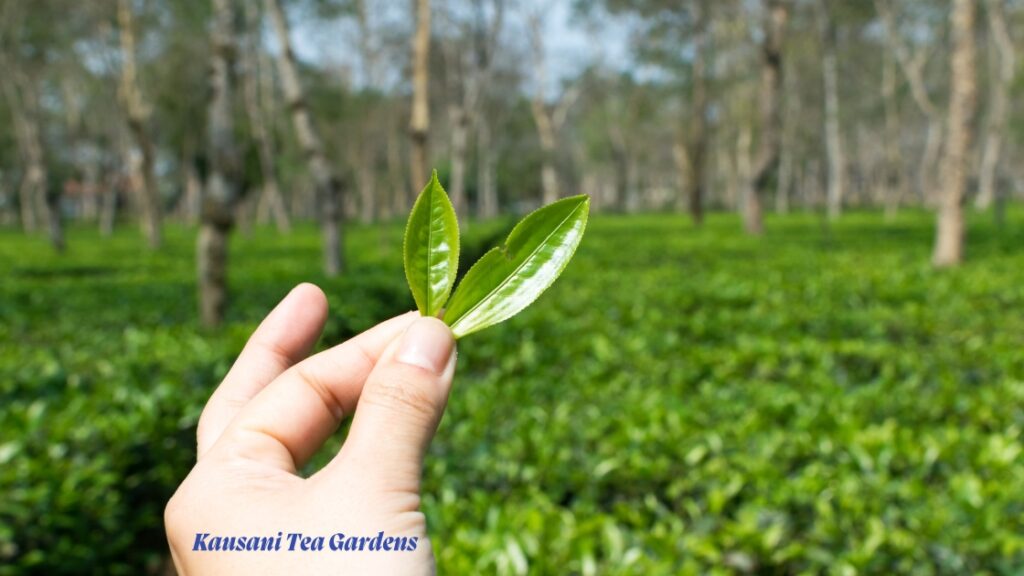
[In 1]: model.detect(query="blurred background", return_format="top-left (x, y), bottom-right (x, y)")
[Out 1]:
top-left (1, 0), bottom-right (1023, 574)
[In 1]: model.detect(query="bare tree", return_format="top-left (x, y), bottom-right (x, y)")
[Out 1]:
top-left (179, 136), bottom-right (202, 225)
top-left (353, 0), bottom-right (381, 222)
top-left (817, 0), bottom-right (844, 221)
top-left (611, 107), bottom-right (635, 213)
top-left (441, 21), bottom-right (474, 220)
top-left (4, 73), bottom-right (63, 250)
top-left (528, 13), bottom-right (558, 205)
top-left (476, 113), bottom-right (498, 218)
top-left (101, 135), bottom-right (127, 237)
top-left (116, 0), bottom-right (162, 249)
top-left (0, 2), bottom-right (62, 249)
top-left (528, 12), bottom-right (577, 206)
top-left (686, 0), bottom-right (710, 226)
top-left (737, 124), bottom-right (753, 218)
top-left (266, 0), bottom-right (345, 275)
top-left (776, 60), bottom-right (798, 214)
top-left (441, 0), bottom-right (504, 221)
top-left (443, 53), bottom-right (472, 219)
top-left (881, 22), bottom-right (904, 219)
top-left (744, 0), bottom-right (787, 235)
top-left (199, 0), bottom-right (241, 327)
top-left (473, 1), bottom-right (505, 220)
top-left (1, 73), bottom-right (39, 234)
top-left (932, 0), bottom-right (976, 267)
top-left (975, 0), bottom-right (1016, 210)
top-left (354, 0), bottom-right (382, 89)
top-left (241, 0), bottom-right (290, 233)
top-left (387, 112), bottom-right (408, 218)
top-left (409, 0), bottom-right (432, 193)
top-left (876, 0), bottom-right (943, 206)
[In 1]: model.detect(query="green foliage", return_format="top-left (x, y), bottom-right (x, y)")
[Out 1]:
top-left (2, 210), bottom-right (1023, 574)
top-left (0, 223), bottom-right (412, 575)
top-left (404, 170), bottom-right (460, 317)
top-left (443, 195), bottom-right (590, 339)
top-left (404, 172), bottom-right (590, 338)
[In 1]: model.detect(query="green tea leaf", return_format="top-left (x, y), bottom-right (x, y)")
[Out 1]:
top-left (444, 195), bottom-right (589, 338)
top-left (404, 170), bottom-right (460, 316)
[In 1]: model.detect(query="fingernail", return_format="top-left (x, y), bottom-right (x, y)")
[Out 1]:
top-left (396, 317), bottom-right (455, 374)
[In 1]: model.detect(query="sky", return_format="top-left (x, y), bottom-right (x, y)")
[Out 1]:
top-left (288, 0), bottom-right (634, 92)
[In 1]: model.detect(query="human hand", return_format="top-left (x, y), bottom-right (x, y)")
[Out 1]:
top-left (165, 284), bottom-right (456, 575)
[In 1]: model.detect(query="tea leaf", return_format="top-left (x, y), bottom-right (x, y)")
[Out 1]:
top-left (444, 195), bottom-right (589, 338)
top-left (404, 170), bottom-right (460, 316)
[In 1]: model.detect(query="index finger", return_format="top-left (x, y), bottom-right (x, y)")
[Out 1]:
top-left (204, 311), bottom-right (420, 472)
top-left (197, 283), bottom-right (328, 458)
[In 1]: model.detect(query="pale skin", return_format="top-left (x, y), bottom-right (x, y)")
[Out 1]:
top-left (165, 283), bottom-right (457, 575)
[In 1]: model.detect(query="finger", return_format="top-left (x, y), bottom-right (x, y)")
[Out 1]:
top-left (324, 317), bottom-right (456, 492)
top-left (197, 283), bottom-right (328, 458)
top-left (208, 311), bottom-right (420, 473)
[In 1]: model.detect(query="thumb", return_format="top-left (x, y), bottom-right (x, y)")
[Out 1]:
top-left (332, 316), bottom-right (456, 492)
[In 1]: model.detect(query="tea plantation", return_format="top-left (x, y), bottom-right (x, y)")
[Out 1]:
top-left (1, 210), bottom-right (1022, 575)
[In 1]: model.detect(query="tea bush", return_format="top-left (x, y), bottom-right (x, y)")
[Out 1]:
top-left (1, 210), bottom-right (1022, 575)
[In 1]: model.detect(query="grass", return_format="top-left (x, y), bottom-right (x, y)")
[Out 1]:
top-left (1, 208), bottom-right (1023, 575)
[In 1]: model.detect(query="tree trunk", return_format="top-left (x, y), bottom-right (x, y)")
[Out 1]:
top-left (919, 122), bottom-right (943, 206)
top-left (737, 125), bottom-right (754, 225)
top-left (354, 148), bottom-right (377, 223)
top-left (81, 159), bottom-right (101, 221)
top-left (528, 14), bottom-right (561, 205)
top-left (449, 107), bottom-right (469, 218)
top-left (932, 0), bottom-right (976, 267)
top-left (117, 0), bottom-right (162, 249)
top-left (387, 118), bottom-right (407, 218)
top-left (613, 139), bottom-right (631, 213)
top-left (100, 172), bottom-right (118, 237)
top-left (242, 0), bottom-right (290, 233)
top-left (876, 0), bottom-right (944, 206)
top-left (686, 1), bottom-right (709, 226)
top-left (476, 118), bottom-right (498, 219)
top-left (452, 0), bottom-right (503, 220)
top-left (0, 11), bottom-right (52, 240)
top-left (354, 0), bottom-right (383, 223)
top-left (17, 167), bottom-right (38, 233)
top-left (528, 12), bottom-right (569, 206)
top-left (2, 70), bottom-right (38, 234)
top-left (800, 160), bottom-right (820, 208)
top-left (182, 147), bottom-right (202, 225)
top-left (882, 34), bottom-right (904, 220)
top-left (266, 0), bottom-right (344, 275)
top-left (776, 139), bottom-right (793, 214)
top-left (745, 0), bottom-right (787, 235)
top-left (1, 74), bottom-right (38, 231)
top-left (441, 33), bottom-right (474, 220)
top-left (538, 153), bottom-right (559, 205)
top-left (409, 0), bottom-right (431, 193)
top-left (44, 186), bottom-right (63, 252)
top-left (673, 138), bottom-right (690, 213)
top-left (60, 77), bottom-right (92, 227)
top-left (628, 158), bottom-right (641, 212)
top-left (975, 0), bottom-right (1015, 210)
top-left (817, 0), bottom-right (844, 221)
top-left (199, 0), bottom-right (240, 327)
top-left (609, 118), bottom-right (631, 212)
top-left (776, 50), bottom-right (798, 215)
top-left (475, 131), bottom-right (497, 219)
top-left (9, 72), bottom-right (63, 251)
